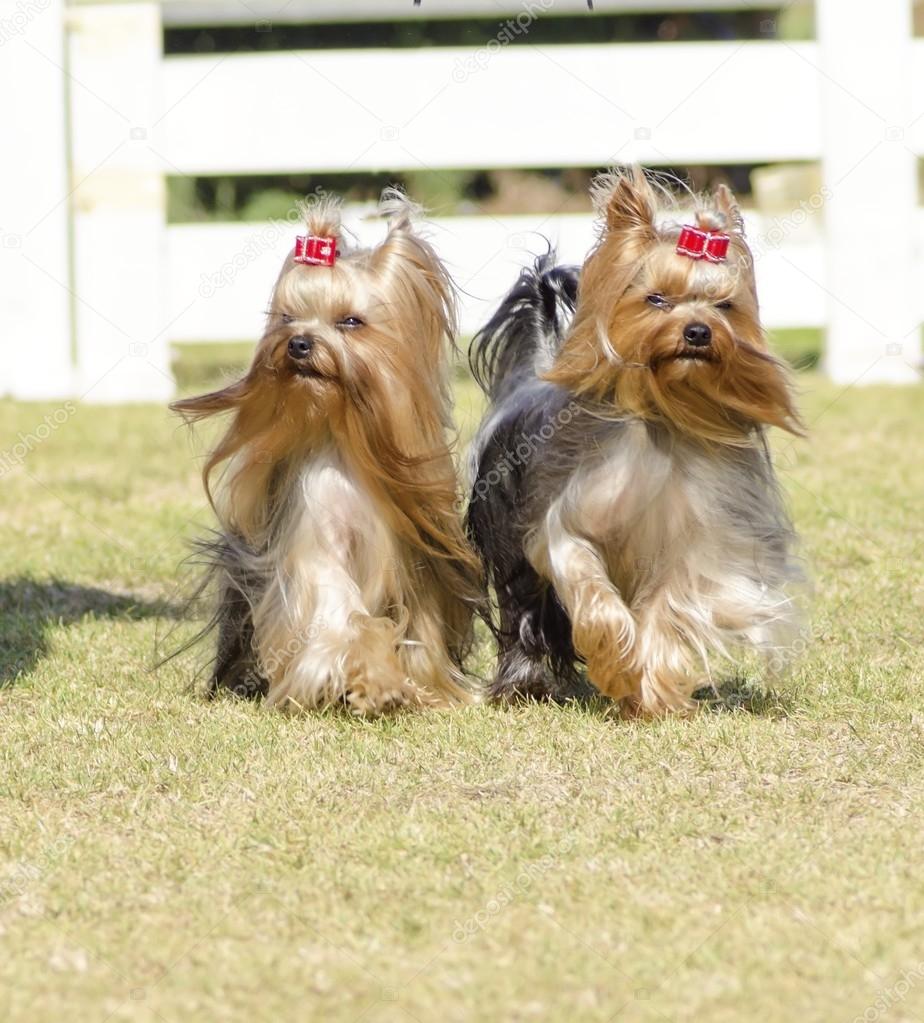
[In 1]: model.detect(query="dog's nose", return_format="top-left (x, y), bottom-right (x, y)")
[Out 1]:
top-left (683, 323), bottom-right (712, 347)
top-left (287, 335), bottom-right (314, 360)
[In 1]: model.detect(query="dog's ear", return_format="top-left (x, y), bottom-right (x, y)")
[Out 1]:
top-left (370, 189), bottom-right (458, 350)
top-left (170, 379), bottom-right (249, 423)
top-left (711, 183), bottom-right (745, 236)
top-left (592, 166), bottom-right (658, 242)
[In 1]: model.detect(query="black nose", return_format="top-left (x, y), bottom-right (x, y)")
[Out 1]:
top-left (683, 323), bottom-right (712, 347)
top-left (287, 335), bottom-right (313, 360)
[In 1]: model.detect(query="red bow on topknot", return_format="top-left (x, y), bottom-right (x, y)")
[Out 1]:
top-left (675, 225), bottom-right (730, 263)
top-left (294, 235), bottom-right (338, 267)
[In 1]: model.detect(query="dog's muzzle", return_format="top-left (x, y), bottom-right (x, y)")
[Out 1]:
top-left (677, 322), bottom-right (717, 362)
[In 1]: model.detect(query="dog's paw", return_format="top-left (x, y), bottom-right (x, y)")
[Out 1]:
top-left (570, 592), bottom-right (638, 701)
top-left (611, 667), bottom-right (699, 718)
top-left (343, 679), bottom-right (416, 717)
top-left (585, 658), bottom-right (639, 703)
top-left (489, 653), bottom-right (588, 704)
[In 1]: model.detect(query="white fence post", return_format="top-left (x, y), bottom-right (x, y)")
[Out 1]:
top-left (0, 0), bottom-right (73, 399)
top-left (817, 0), bottom-right (921, 384)
top-left (68, 1), bottom-right (173, 402)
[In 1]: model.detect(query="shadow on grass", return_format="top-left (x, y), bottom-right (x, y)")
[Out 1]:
top-left (482, 674), bottom-right (790, 718)
top-left (0, 578), bottom-right (183, 686)
top-left (694, 677), bottom-right (791, 718)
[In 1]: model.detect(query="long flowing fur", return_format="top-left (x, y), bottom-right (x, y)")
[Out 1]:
top-left (173, 190), bottom-right (481, 714)
top-left (547, 166), bottom-right (803, 444)
top-left (468, 166), bottom-right (804, 715)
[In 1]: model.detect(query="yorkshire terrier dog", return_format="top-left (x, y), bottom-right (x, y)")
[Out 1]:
top-left (173, 191), bottom-right (480, 715)
top-left (468, 167), bottom-right (804, 716)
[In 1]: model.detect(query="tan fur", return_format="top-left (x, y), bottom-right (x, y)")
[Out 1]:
top-left (173, 192), bottom-right (481, 714)
top-left (547, 167), bottom-right (803, 446)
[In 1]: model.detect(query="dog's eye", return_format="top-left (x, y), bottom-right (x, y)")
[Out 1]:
top-left (715, 301), bottom-right (733, 311)
top-left (647, 293), bottom-right (671, 309)
top-left (337, 316), bottom-right (365, 330)
top-left (280, 313), bottom-right (295, 325)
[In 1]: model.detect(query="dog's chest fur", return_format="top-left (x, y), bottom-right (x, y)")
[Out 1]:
top-left (280, 448), bottom-right (399, 603)
top-left (540, 420), bottom-right (779, 606)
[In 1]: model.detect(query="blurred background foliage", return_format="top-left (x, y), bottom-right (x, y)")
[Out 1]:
top-left (165, 6), bottom-right (813, 55)
top-left (168, 164), bottom-right (797, 223)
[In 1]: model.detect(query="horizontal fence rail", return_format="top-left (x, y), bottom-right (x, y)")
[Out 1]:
top-left (165, 209), bottom-right (833, 345)
top-left (160, 43), bottom-right (824, 175)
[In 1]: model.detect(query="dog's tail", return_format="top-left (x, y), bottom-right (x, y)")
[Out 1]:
top-left (468, 252), bottom-right (579, 400)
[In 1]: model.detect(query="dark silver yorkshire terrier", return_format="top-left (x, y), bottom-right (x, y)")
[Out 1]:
top-left (467, 167), bottom-right (804, 717)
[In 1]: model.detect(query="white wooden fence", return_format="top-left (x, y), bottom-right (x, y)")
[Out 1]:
top-left (0, 0), bottom-right (920, 402)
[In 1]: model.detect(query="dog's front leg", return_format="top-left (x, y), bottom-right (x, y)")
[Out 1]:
top-left (259, 559), bottom-right (416, 716)
top-left (629, 592), bottom-right (700, 716)
top-left (532, 512), bottom-right (638, 702)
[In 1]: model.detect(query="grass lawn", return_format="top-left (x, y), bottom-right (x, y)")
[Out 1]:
top-left (1, 361), bottom-right (923, 1023)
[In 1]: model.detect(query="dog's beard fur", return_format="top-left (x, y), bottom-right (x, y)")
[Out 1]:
top-left (467, 167), bottom-right (804, 716)
top-left (173, 192), bottom-right (481, 715)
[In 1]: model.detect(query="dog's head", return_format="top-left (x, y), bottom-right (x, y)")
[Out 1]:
top-left (172, 190), bottom-right (458, 536)
top-left (174, 189), bottom-right (455, 433)
top-left (547, 167), bottom-right (802, 443)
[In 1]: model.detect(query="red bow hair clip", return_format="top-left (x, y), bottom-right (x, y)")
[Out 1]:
top-left (294, 235), bottom-right (338, 267)
top-left (675, 225), bottom-right (730, 263)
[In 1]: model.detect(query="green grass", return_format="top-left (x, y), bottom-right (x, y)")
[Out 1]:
top-left (171, 341), bottom-right (255, 394)
top-left (1, 368), bottom-right (923, 1023)
top-left (770, 327), bottom-right (823, 370)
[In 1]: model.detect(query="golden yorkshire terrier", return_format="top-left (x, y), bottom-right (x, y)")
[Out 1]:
top-left (173, 191), bottom-right (481, 715)
top-left (468, 166), bottom-right (804, 716)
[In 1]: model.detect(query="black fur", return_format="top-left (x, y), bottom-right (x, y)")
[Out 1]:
top-left (204, 534), bottom-right (268, 700)
top-left (171, 532), bottom-right (267, 701)
top-left (466, 255), bottom-right (591, 702)
top-left (469, 252), bottom-right (578, 401)
top-left (175, 463), bottom-right (299, 701)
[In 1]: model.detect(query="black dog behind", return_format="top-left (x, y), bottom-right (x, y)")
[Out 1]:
top-left (466, 255), bottom-right (588, 701)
